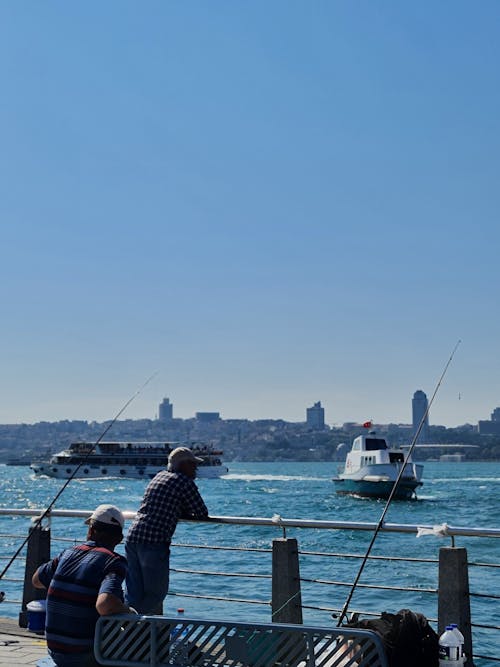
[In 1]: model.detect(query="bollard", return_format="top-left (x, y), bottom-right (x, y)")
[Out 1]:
top-left (438, 546), bottom-right (473, 667)
top-left (19, 520), bottom-right (50, 628)
top-left (271, 538), bottom-right (303, 624)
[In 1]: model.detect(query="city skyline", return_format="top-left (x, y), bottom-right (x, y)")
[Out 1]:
top-left (1, 3), bottom-right (499, 427)
top-left (1, 390), bottom-right (497, 430)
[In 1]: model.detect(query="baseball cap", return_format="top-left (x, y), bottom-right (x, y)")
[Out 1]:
top-left (85, 504), bottom-right (125, 529)
top-left (168, 447), bottom-right (204, 470)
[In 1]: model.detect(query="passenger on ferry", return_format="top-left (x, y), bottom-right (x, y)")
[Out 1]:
top-left (125, 446), bottom-right (209, 614)
top-left (32, 504), bottom-right (135, 667)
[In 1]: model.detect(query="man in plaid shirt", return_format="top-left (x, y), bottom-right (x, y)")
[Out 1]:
top-left (125, 447), bottom-right (209, 614)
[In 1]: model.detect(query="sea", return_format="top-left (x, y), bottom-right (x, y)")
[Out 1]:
top-left (0, 461), bottom-right (499, 663)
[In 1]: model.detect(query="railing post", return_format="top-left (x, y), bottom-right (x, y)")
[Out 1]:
top-left (438, 546), bottom-right (473, 667)
top-left (19, 520), bottom-right (51, 628)
top-left (272, 537), bottom-right (303, 624)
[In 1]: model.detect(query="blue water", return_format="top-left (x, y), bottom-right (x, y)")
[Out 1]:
top-left (0, 461), bottom-right (499, 661)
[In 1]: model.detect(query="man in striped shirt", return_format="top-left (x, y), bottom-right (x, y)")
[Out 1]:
top-left (125, 446), bottom-right (209, 614)
top-left (33, 504), bottom-right (135, 667)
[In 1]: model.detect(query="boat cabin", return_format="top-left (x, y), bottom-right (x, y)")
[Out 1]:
top-left (344, 434), bottom-right (407, 473)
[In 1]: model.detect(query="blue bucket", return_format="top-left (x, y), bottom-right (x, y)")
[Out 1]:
top-left (27, 599), bottom-right (46, 633)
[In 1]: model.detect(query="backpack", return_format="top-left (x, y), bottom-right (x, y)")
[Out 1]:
top-left (345, 608), bottom-right (439, 667)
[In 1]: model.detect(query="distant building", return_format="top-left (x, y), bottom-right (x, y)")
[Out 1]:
top-left (478, 407), bottom-right (500, 435)
top-left (306, 402), bottom-right (325, 430)
top-left (195, 412), bottom-right (220, 423)
top-left (158, 397), bottom-right (173, 422)
top-left (412, 390), bottom-right (430, 442)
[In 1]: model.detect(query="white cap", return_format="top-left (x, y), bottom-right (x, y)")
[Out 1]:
top-left (85, 504), bottom-right (125, 529)
top-left (168, 447), bottom-right (203, 471)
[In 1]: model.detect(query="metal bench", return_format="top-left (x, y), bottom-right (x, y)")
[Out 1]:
top-left (94, 615), bottom-right (388, 667)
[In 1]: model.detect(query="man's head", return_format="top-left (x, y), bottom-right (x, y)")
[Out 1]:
top-left (85, 504), bottom-right (125, 547)
top-left (168, 447), bottom-right (203, 478)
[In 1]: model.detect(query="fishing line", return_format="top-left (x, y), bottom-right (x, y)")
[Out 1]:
top-left (0, 371), bottom-right (158, 582)
top-left (335, 340), bottom-right (461, 627)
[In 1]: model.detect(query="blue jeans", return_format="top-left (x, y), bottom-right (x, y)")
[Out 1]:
top-left (125, 541), bottom-right (170, 614)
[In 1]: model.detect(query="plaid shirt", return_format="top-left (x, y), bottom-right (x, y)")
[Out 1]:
top-left (126, 470), bottom-right (208, 544)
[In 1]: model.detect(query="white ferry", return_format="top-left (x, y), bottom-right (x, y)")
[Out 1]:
top-left (332, 432), bottom-right (423, 500)
top-left (30, 441), bottom-right (228, 480)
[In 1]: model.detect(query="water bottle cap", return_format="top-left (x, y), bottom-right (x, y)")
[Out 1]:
top-left (445, 625), bottom-right (453, 630)
top-left (450, 623), bottom-right (458, 628)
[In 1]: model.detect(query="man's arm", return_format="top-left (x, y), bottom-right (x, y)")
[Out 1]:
top-left (96, 592), bottom-right (134, 615)
top-left (183, 480), bottom-right (209, 518)
top-left (32, 556), bottom-right (59, 590)
top-left (32, 569), bottom-right (45, 589)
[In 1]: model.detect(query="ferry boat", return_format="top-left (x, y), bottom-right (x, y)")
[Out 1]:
top-left (332, 432), bottom-right (423, 500)
top-left (30, 441), bottom-right (228, 480)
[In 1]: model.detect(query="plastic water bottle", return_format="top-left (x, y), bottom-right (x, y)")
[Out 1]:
top-left (169, 608), bottom-right (189, 665)
top-left (439, 626), bottom-right (461, 665)
top-left (450, 624), bottom-right (465, 664)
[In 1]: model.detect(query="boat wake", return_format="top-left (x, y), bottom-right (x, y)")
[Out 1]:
top-left (431, 477), bottom-right (500, 483)
top-left (223, 473), bottom-right (326, 482)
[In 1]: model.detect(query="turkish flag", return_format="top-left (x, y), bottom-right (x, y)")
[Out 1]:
top-left (362, 421), bottom-right (372, 428)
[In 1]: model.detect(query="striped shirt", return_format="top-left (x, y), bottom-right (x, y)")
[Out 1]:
top-left (37, 542), bottom-right (126, 654)
top-left (127, 470), bottom-right (208, 544)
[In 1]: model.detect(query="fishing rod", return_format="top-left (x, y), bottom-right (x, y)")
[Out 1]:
top-left (335, 340), bottom-right (462, 627)
top-left (0, 371), bottom-right (158, 583)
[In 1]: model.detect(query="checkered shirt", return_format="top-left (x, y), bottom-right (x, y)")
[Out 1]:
top-left (126, 470), bottom-right (208, 544)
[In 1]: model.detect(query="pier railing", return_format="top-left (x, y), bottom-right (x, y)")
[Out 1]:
top-left (0, 509), bottom-right (498, 666)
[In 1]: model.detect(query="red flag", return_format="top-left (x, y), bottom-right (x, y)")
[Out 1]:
top-left (362, 420), bottom-right (372, 428)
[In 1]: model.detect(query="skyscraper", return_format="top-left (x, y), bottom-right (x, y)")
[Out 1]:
top-left (306, 401), bottom-right (325, 430)
top-left (412, 390), bottom-right (429, 442)
top-left (158, 397), bottom-right (173, 422)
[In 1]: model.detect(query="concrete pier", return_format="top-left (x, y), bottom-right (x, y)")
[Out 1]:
top-left (0, 617), bottom-right (47, 665)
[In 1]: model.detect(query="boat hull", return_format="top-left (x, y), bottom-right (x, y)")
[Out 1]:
top-left (333, 457), bottom-right (424, 500)
top-left (333, 477), bottom-right (422, 500)
top-left (30, 462), bottom-right (228, 480)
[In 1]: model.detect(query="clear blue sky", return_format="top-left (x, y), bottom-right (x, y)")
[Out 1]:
top-left (1, 2), bottom-right (499, 427)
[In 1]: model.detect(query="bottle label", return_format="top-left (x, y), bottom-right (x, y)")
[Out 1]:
top-left (439, 645), bottom-right (461, 661)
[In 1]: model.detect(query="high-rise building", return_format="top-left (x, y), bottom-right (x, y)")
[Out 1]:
top-left (491, 407), bottom-right (500, 422)
top-left (412, 390), bottom-right (429, 442)
top-left (306, 401), bottom-right (325, 430)
top-left (159, 397), bottom-right (173, 422)
top-left (478, 407), bottom-right (500, 435)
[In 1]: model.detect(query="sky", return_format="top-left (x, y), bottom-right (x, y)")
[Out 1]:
top-left (0, 2), bottom-right (499, 427)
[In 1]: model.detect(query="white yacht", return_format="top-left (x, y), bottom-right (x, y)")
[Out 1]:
top-left (30, 441), bottom-right (228, 480)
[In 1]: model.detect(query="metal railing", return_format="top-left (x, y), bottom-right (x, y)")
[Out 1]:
top-left (94, 614), bottom-right (389, 667)
top-left (0, 509), bottom-right (498, 665)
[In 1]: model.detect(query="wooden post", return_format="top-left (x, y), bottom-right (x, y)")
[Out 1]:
top-left (19, 521), bottom-right (50, 628)
top-left (438, 547), bottom-right (473, 667)
top-left (272, 538), bottom-right (303, 624)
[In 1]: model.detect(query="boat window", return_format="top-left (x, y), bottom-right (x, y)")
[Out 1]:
top-left (389, 452), bottom-right (404, 463)
top-left (101, 469), bottom-right (107, 474)
top-left (84, 469), bottom-right (89, 474)
top-left (66, 468), bottom-right (71, 474)
top-left (365, 438), bottom-right (388, 451)
top-left (120, 469), bottom-right (126, 475)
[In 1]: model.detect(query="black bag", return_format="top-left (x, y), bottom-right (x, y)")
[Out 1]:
top-left (345, 608), bottom-right (439, 667)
